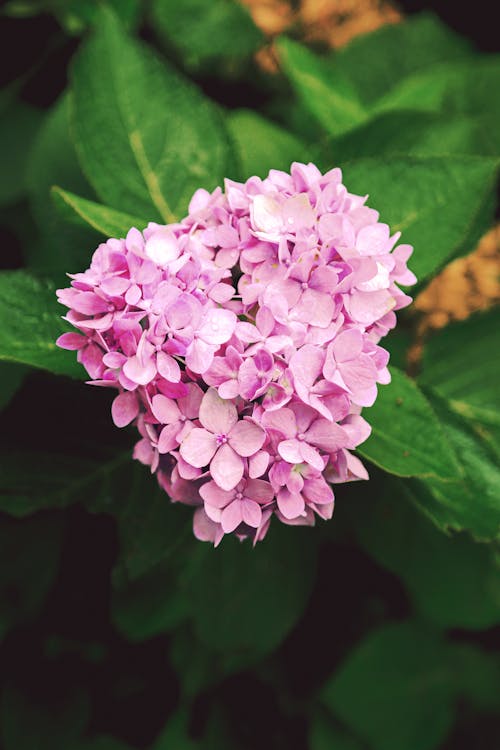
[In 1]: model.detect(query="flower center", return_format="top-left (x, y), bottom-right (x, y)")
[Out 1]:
top-left (297, 433), bottom-right (305, 441)
top-left (216, 433), bottom-right (228, 446)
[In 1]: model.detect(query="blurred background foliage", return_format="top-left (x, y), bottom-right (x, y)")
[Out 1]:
top-left (0, 1), bottom-right (499, 748)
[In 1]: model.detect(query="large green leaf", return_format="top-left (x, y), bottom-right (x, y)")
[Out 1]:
top-left (409, 397), bottom-right (500, 541)
top-left (0, 515), bottom-right (64, 641)
top-left (227, 109), bottom-right (310, 180)
top-left (0, 450), bottom-right (124, 517)
top-left (330, 112), bottom-right (500, 163)
top-left (321, 622), bottom-right (456, 750)
top-left (419, 309), bottom-right (500, 425)
top-left (277, 37), bottom-right (367, 138)
top-left (0, 362), bottom-right (27, 412)
top-left (26, 94), bottom-right (99, 277)
top-left (0, 270), bottom-right (85, 378)
top-left (1, 686), bottom-right (89, 750)
top-left (0, 99), bottom-right (43, 206)
top-left (151, 0), bottom-right (262, 74)
top-left (334, 13), bottom-right (472, 107)
top-left (71, 6), bottom-right (236, 222)
top-left (341, 156), bottom-right (498, 282)
top-left (357, 367), bottom-right (458, 480)
top-left (353, 485), bottom-right (500, 629)
top-left (51, 186), bottom-right (148, 238)
top-left (185, 523), bottom-right (317, 657)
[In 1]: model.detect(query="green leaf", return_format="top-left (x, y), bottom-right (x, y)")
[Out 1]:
top-left (227, 109), bottom-right (310, 180)
top-left (0, 515), bottom-right (64, 641)
top-left (447, 643), bottom-right (500, 712)
top-left (0, 450), bottom-right (122, 517)
top-left (151, 709), bottom-right (198, 750)
top-left (277, 37), bottom-right (367, 138)
top-left (310, 713), bottom-right (365, 750)
top-left (330, 112), bottom-right (500, 163)
top-left (0, 362), bottom-right (27, 412)
top-left (1, 686), bottom-right (89, 750)
top-left (76, 738), bottom-right (135, 750)
top-left (71, 6), bottom-right (236, 223)
top-left (104, 464), bottom-right (191, 583)
top-left (321, 622), bottom-right (456, 750)
top-left (56, 0), bottom-right (141, 35)
top-left (112, 559), bottom-right (190, 641)
top-left (151, 0), bottom-right (262, 74)
top-left (410, 397), bottom-right (500, 541)
top-left (353, 484), bottom-right (500, 629)
top-left (0, 270), bottom-right (85, 378)
top-left (419, 309), bottom-right (500, 425)
top-left (341, 156), bottom-right (498, 283)
top-left (185, 523), bottom-right (317, 657)
top-left (357, 367), bottom-right (459, 480)
top-left (334, 13), bottom-right (472, 107)
top-left (51, 186), bottom-right (148, 238)
top-left (0, 99), bottom-right (43, 206)
top-left (26, 94), bottom-right (99, 277)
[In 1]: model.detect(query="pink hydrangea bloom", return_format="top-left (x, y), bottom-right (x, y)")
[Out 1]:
top-left (56, 162), bottom-right (415, 545)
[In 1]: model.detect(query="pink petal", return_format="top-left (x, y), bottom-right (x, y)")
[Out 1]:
top-left (199, 480), bottom-right (235, 509)
top-left (241, 498), bottom-right (262, 528)
top-left (278, 439), bottom-right (303, 465)
top-left (151, 394), bottom-right (181, 424)
top-left (111, 391), bottom-right (139, 427)
top-left (56, 332), bottom-right (87, 350)
top-left (289, 345), bottom-right (324, 388)
top-left (277, 488), bottom-right (305, 520)
top-left (199, 387), bottom-right (238, 435)
top-left (221, 500), bottom-right (244, 533)
top-left (157, 351), bottom-right (181, 382)
top-left (299, 442), bottom-right (324, 472)
top-left (305, 419), bottom-right (348, 453)
top-left (177, 382), bottom-right (204, 419)
top-left (248, 450), bottom-right (270, 478)
top-left (185, 338), bottom-right (215, 374)
top-left (229, 419), bottom-right (265, 457)
top-left (179, 427), bottom-right (217, 467)
top-left (261, 407), bottom-right (296, 438)
top-left (244, 479), bottom-right (275, 504)
top-left (123, 354), bottom-right (156, 385)
top-left (303, 476), bottom-right (334, 505)
top-left (157, 422), bottom-right (181, 453)
top-left (193, 507), bottom-right (223, 545)
top-left (198, 308), bottom-right (237, 345)
top-left (210, 444), bottom-right (244, 491)
top-left (331, 329), bottom-right (363, 363)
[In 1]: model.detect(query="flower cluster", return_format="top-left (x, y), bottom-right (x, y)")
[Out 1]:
top-left (57, 162), bottom-right (415, 545)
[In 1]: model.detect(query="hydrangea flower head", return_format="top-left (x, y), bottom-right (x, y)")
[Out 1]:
top-left (57, 162), bottom-right (415, 545)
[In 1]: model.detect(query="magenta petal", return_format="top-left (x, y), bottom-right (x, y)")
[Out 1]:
top-left (299, 442), bottom-right (324, 471)
top-left (199, 387), bottom-right (238, 435)
top-left (111, 391), bottom-right (139, 427)
top-left (229, 419), bottom-right (265, 457)
top-left (221, 500), bottom-right (244, 533)
top-left (210, 444), bottom-right (244, 491)
top-left (56, 332), bottom-right (87, 350)
top-left (303, 476), bottom-right (334, 505)
top-left (241, 498), bottom-right (262, 528)
top-left (179, 427), bottom-right (217, 467)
